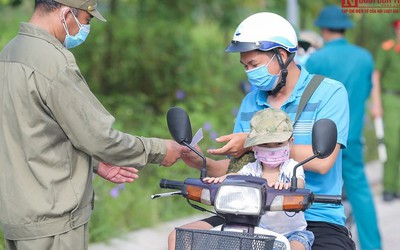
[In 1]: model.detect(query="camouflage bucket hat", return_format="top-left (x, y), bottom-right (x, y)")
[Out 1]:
top-left (55, 0), bottom-right (106, 22)
top-left (244, 108), bottom-right (293, 148)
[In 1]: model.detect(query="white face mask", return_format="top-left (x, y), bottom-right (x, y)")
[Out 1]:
top-left (253, 144), bottom-right (290, 168)
top-left (61, 9), bottom-right (91, 49)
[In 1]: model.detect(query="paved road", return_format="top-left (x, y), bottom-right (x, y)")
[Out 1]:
top-left (89, 160), bottom-right (400, 250)
top-left (351, 160), bottom-right (400, 249)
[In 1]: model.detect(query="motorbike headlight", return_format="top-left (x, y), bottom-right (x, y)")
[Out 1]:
top-left (214, 185), bottom-right (262, 215)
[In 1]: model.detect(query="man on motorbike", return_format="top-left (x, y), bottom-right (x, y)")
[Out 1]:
top-left (203, 108), bottom-right (314, 250)
top-left (171, 12), bottom-right (354, 250)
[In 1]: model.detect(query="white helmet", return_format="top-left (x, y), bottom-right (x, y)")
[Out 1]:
top-left (225, 12), bottom-right (298, 53)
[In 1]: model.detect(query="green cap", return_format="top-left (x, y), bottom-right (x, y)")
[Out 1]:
top-left (55, 0), bottom-right (106, 22)
top-left (244, 108), bottom-right (293, 148)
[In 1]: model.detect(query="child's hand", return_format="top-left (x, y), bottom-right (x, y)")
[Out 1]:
top-left (203, 176), bottom-right (226, 184)
top-left (268, 182), bottom-right (290, 190)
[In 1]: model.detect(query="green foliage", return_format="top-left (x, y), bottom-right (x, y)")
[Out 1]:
top-left (0, 234), bottom-right (3, 250)
top-left (0, 0), bottom-right (392, 247)
top-left (89, 163), bottom-right (201, 242)
top-left (0, 0), bottom-right (21, 7)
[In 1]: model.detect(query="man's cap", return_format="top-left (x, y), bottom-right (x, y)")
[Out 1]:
top-left (244, 108), bottom-right (293, 148)
top-left (55, 0), bottom-right (106, 22)
top-left (298, 30), bottom-right (323, 50)
top-left (393, 19), bottom-right (400, 29)
top-left (315, 5), bottom-right (353, 30)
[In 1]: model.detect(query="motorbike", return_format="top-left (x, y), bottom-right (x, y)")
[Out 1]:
top-left (152, 107), bottom-right (343, 250)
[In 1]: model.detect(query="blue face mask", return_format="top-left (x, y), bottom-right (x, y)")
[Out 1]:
top-left (62, 10), bottom-right (91, 49)
top-left (245, 54), bottom-right (281, 92)
top-left (295, 54), bottom-right (309, 66)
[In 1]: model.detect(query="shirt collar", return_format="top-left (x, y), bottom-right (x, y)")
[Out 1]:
top-left (19, 22), bottom-right (64, 48)
top-left (324, 37), bottom-right (348, 47)
top-left (291, 65), bottom-right (312, 98)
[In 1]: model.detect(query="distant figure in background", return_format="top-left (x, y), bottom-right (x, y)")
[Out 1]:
top-left (295, 30), bottom-right (323, 67)
top-left (306, 5), bottom-right (381, 250)
top-left (371, 19), bottom-right (400, 202)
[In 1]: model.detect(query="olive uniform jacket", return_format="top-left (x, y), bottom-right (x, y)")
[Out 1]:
top-left (0, 23), bottom-right (166, 240)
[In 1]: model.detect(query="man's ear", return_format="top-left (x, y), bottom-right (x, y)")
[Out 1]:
top-left (277, 48), bottom-right (289, 62)
top-left (59, 6), bottom-right (70, 21)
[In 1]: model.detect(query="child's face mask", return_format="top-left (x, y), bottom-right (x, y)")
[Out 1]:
top-left (253, 144), bottom-right (290, 168)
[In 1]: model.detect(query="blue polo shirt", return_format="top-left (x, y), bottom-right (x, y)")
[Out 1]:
top-left (234, 67), bottom-right (349, 226)
top-left (306, 38), bottom-right (373, 142)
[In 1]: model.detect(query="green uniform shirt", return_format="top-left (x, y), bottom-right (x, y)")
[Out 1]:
top-left (375, 39), bottom-right (400, 91)
top-left (0, 23), bottom-right (166, 240)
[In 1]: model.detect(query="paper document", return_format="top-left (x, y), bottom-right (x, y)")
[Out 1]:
top-left (190, 128), bottom-right (203, 147)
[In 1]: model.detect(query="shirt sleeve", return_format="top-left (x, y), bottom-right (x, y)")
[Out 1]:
top-left (282, 159), bottom-right (304, 181)
top-left (315, 78), bottom-right (349, 149)
top-left (295, 166), bottom-right (305, 180)
top-left (237, 162), bottom-right (261, 177)
top-left (45, 67), bottom-right (166, 167)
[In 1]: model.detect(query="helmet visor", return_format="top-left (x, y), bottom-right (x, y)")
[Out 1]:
top-left (225, 41), bottom-right (297, 53)
top-left (225, 41), bottom-right (261, 52)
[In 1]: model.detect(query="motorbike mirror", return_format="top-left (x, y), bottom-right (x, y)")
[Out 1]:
top-left (167, 107), bottom-right (193, 145)
top-left (312, 119), bottom-right (337, 159)
top-left (166, 107), bottom-right (207, 178)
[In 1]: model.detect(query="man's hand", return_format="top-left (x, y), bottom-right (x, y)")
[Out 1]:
top-left (180, 144), bottom-right (204, 170)
top-left (97, 162), bottom-right (139, 184)
top-left (207, 132), bottom-right (250, 157)
top-left (160, 140), bottom-right (189, 167)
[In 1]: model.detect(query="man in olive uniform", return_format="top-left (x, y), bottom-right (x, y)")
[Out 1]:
top-left (306, 5), bottom-right (381, 250)
top-left (372, 19), bottom-right (400, 202)
top-left (0, 0), bottom-right (185, 249)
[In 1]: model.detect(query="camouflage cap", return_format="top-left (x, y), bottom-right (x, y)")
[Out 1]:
top-left (55, 0), bottom-right (106, 22)
top-left (244, 108), bottom-right (293, 148)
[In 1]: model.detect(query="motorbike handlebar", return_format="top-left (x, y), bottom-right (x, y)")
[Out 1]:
top-left (313, 194), bottom-right (342, 205)
top-left (160, 179), bottom-right (185, 190)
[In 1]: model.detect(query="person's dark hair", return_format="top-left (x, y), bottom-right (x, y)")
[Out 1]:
top-left (256, 50), bottom-right (274, 56)
top-left (35, 0), bottom-right (60, 11)
top-left (35, 0), bottom-right (79, 15)
top-left (257, 49), bottom-right (293, 58)
top-left (298, 41), bottom-right (311, 52)
top-left (327, 28), bottom-right (346, 35)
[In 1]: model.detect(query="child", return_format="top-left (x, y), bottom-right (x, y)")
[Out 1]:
top-left (204, 108), bottom-right (314, 250)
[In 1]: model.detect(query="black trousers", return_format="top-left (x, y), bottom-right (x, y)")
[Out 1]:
top-left (307, 221), bottom-right (356, 250)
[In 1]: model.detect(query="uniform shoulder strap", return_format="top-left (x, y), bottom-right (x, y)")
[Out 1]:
top-left (294, 74), bottom-right (325, 125)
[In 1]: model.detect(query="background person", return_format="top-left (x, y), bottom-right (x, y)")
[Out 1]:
top-left (371, 19), bottom-right (400, 202)
top-left (0, 0), bottom-right (184, 249)
top-left (295, 30), bottom-right (323, 67)
top-left (305, 5), bottom-right (381, 250)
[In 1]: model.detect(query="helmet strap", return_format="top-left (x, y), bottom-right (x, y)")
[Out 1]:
top-left (268, 48), bottom-right (295, 96)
